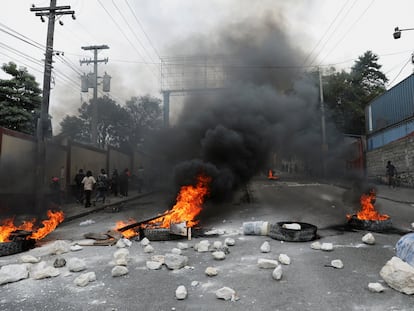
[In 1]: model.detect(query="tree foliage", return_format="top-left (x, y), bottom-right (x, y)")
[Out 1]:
top-left (59, 95), bottom-right (162, 151)
top-left (323, 51), bottom-right (388, 135)
top-left (0, 62), bottom-right (42, 135)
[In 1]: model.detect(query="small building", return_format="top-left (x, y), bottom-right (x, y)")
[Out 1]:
top-left (365, 74), bottom-right (414, 186)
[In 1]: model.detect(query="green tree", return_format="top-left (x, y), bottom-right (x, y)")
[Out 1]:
top-left (324, 51), bottom-right (388, 135)
top-left (124, 95), bottom-right (163, 148)
top-left (0, 62), bottom-right (42, 135)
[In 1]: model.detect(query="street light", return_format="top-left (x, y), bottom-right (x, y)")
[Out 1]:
top-left (393, 26), bottom-right (414, 39)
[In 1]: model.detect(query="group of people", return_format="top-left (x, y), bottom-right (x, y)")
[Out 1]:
top-left (74, 168), bottom-right (131, 208)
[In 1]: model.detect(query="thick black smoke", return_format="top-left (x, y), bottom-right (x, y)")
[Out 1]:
top-left (152, 13), bottom-right (348, 202)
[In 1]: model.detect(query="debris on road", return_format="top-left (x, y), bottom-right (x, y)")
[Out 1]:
top-left (362, 233), bottom-right (375, 245)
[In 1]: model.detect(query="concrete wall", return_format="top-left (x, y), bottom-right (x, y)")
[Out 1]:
top-left (366, 133), bottom-right (414, 187)
top-left (108, 147), bottom-right (131, 174)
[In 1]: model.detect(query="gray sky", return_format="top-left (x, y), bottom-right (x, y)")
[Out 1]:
top-left (1, 0), bottom-right (414, 133)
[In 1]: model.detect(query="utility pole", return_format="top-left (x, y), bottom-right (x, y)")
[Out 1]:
top-left (30, 0), bottom-right (75, 212)
top-left (319, 67), bottom-right (327, 178)
top-left (80, 45), bottom-right (109, 146)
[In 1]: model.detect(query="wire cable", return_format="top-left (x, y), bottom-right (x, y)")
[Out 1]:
top-left (387, 58), bottom-right (411, 87)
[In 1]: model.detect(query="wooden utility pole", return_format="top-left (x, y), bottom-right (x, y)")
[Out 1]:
top-left (80, 45), bottom-right (109, 146)
top-left (31, 1), bottom-right (75, 212)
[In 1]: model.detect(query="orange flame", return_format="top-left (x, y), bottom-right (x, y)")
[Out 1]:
top-left (115, 220), bottom-right (138, 239)
top-left (268, 170), bottom-right (279, 180)
top-left (0, 210), bottom-right (64, 242)
top-left (347, 190), bottom-right (389, 221)
top-left (149, 173), bottom-right (212, 228)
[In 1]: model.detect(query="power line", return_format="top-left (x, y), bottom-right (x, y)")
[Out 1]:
top-left (388, 58), bottom-right (411, 87)
top-left (0, 41), bottom-right (44, 67)
top-left (0, 22), bottom-right (45, 50)
top-left (0, 50), bottom-right (44, 75)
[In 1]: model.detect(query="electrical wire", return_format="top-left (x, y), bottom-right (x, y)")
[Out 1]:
top-left (387, 58), bottom-right (411, 87)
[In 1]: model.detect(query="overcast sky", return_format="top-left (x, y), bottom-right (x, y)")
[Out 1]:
top-left (2, 0), bottom-right (414, 133)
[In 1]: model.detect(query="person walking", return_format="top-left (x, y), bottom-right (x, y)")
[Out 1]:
top-left (82, 170), bottom-right (96, 208)
top-left (111, 169), bottom-right (119, 197)
top-left (74, 169), bottom-right (85, 204)
top-left (94, 169), bottom-right (108, 205)
top-left (386, 161), bottom-right (397, 188)
top-left (119, 168), bottom-right (130, 197)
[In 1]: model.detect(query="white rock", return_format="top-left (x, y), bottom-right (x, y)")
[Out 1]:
top-left (177, 242), bottom-right (189, 250)
top-left (146, 261), bottom-right (163, 270)
top-left (171, 248), bottom-right (182, 255)
top-left (257, 258), bottom-right (279, 269)
top-left (195, 240), bottom-right (210, 252)
top-left (151, 255), bottom-right (165, 264)
top-left (79, 219), bottom-right (95, 226)
top-left (50, 240), bottom-right (71, 255)
top-left (175, 285), bottom-right (187, 300)
top-left (272, 265), bottom-right (283, 280)
top-left (164, 253), bottom-right (188, 270)
top-left (368, 282), bottom-right (385, 293)
top-left (380, 256), bottom-right (414, 295)
top-left (31, 262), bottom-right (60, 280)
top-left (144, 245), bottom-right (154, 253)
top-left (224, 238), bottom-right (235, 246)
top-left (121, 238), bottom-right (132, 247)
top-left (212, 251), bottom-right (226, 260)
top-left (73, 239), bottom-right (95, 246)
top-left (282, 223), bottom-right (301, 230)
top-left (111, 265), bottom-right (129, 277)
top-left (205, 266), bottom-right (218, 276)
top-left (191, 281), bottom-right (199, 287)
top-left (0, 264), bottom-right (29, 285)
top-left (278, 254), bottom-right (291, 265)
top-left (362, 233), bottom-right (375, 245)
top-left (215, 287), bottom-right (238, 301)
top-left (67, 258), bottom-right (87, 272)
top-left (70, 244), bottom-right (83, 252)
top-left (114, 248), bottom-right (130, 266)
top-left (321, 243), bottom-right (334, 251)
top-left (74, 272), bottom-right (96, 287)
top-left (140, 237), bottom-right (150, 246)
top-left (260, 241), bottom-right (271, 253)
top-left (116, 239), bottom-right (127, 248)
top-left (213, 241), bottom-right (223, 250)
top-left (310, 241), bottom-right (322, 250)
top-left (20, 255), bottom-right (40, 263)
top-left (331, 259), bottom-right (344, 269)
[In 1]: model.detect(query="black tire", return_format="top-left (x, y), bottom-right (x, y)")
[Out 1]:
top-left (268, 222), bottom-right (317, 242)
top-left (0, 239), bottom-right (36, 257)
top-left (142, 228), bottom-right (183, 241)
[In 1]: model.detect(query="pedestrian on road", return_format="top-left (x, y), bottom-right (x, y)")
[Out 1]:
top-left (74, 169), bottom-right (85, 204)
top-left (82, 170), bottom-right (96, 208)
top-left (386, 161), bottom-right (397, 188)
top-left (119, 168), bottom-right (130, 197)
top-left (94, 169), bottom-right (108, 205)
top-left (111, 169), bottom-right (119, 197)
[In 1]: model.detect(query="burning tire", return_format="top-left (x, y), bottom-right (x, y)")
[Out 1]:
top-left (0, 239), bottom-right (36, 257)
top-left (268, 222), bottom-right (317, 242)
top-left (142, 228), bottom-right (183, 241)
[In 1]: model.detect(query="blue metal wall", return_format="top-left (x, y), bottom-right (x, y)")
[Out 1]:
top-left (366, 74), bottom-right (414, 133)
top-left (367, 118), bottom-right (414, 151)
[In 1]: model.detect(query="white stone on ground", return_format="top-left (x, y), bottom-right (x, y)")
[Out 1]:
top-left (171, 248), bottom-right (182, 255)
top-left (50, 240), bottom-right (71, 255)
top-left (73, 239), bottom-right (95, 246)
top-left (212, 251), bottom-right (226, 260)
top-left (368, 282), bottom-right (385, 293)
top-left (151, 255), bottom-right (165, 264)
top-left (272, 265), bottom-right (283, 280)
top-left (213, 241), bottom-right (223, 250)
top-left (380, 256), bottom-right (414, 295)
top-left (144, 245), bottom-right (154, 253)
top-left (362, 233), bottom-right (375, 245)
top-left (0, 264), bottom-right (29, 285)
top-left (67, 258), bottom-right (87, 272)
top-left (20, 255), bottom-right (40, 263)
top-left (70, 244), bottom-right (83, 252)
top-left (111, 265), bottom-right (128, 277)
top-left (195, 240), bottom-right (210, 252)
top-left (175, 285), bottom-right (187, 300)
top-left (310, 241), bottom-right (322, 250)
top-left (205, 267), bottom-right (218, 276)
top-left (191, 281), bottom-right (199, 287)
top-left (177, 242), bottom-right (189, 250)
top-left (257, 258), bottom-right (279, 269)
top-left (224, 238), bottom-right (235, 246)
top-left (260, 241), bottom-right (271, 253)
top-left (140, 237), bottom-right (150, 246)
top-left (114, 248), bottom-right (130, 266)
top-left (331, 259), bottom-right (344, 269)
top-left (31, 262), bottom-right (60, 279)
top-left (321, 243), bottom-right (334, 251)
top-left (146, 261), bottom-right (163, 270)
top-left (74, 272), bottom-right (96, 287)
top-left (278, 254), bottom-right (291, 265)
top-left (164, 253), bottom-right (188, 270)
top-left (282, 223), bottom-right (301, 230)
top-left (215, 287), bottom-right (238, 301)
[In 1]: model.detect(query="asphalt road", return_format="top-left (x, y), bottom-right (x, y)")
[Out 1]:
top-left (0, 177), bottom-right (413, 311)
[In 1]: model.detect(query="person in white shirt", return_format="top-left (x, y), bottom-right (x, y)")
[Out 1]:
top-left (81, 170), bottom-right (96, 208)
